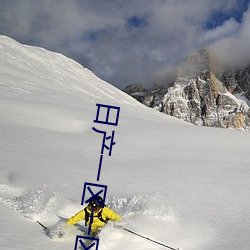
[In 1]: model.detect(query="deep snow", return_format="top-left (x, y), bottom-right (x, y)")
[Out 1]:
top-left (0, 36), bottom-right (250, 250)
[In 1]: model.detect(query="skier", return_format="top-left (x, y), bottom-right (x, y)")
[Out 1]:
top-left (66, 196), bottom-right (121, 235)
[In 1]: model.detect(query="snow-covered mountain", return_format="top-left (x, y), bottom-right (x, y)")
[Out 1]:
top-left (123, 49), bottom-right (250, 130)
top-left (1, 36), bottom-right (250, 250)
top-left (217, 65), bottom-right (250, 100)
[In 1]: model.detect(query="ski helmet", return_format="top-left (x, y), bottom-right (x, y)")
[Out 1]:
top-left (89, 196), bottom-right (103, 210)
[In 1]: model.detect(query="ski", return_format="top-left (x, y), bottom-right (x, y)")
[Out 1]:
top-left (37, 220), bottom-right (64, 239)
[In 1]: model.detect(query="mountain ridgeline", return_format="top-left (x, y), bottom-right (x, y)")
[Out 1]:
top-left (123, 49), bottom-right (250, 130)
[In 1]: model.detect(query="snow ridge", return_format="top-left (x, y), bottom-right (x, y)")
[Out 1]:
top-left (1, 36), bottom-right (250, 250)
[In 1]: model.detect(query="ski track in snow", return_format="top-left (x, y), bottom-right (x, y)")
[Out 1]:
top-left (0, 180), bottom-right (212, 250)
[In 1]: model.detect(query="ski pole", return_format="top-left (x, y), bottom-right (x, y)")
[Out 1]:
top-left (37, 220), bottom-right (48, 231)
top-left (122, 227), bottom-right (180, 250)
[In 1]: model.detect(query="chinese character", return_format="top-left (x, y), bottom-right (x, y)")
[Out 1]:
top-left (92, 128), bottom-right (116, 156)
top-left (74, 235), bottom-right (99, 250)
top-left (81, 182), bottom-right (107, 207)
top-left (94, 104), bottom-right (120, 126)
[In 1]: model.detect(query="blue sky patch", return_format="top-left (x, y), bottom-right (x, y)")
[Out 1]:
top-left (206, 0), bottom-right (249, 29)
top-left (126, 15), bottom-right (148, 28)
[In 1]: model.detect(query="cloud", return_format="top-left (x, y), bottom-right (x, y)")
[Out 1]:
top-left (0, 0), bottom-right (249, 88)
top-left (209, 4), bottom-right (250, 69)
top-left (200, 18), bottom-right (240, 45)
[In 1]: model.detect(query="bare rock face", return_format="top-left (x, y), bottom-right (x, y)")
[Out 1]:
top-left (123, 84), bottom-right (146, 95)
top-left (123, 49), bottom-right (250, 130)
top-left (122, 84), bottom-right (147, 103)
top-left (217, 66), bottom-right (250, 99)
top-left (162, 49), bottom-right (250, 129)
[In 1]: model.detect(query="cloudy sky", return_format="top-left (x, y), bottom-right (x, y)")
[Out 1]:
top-left (0, 0), bottom-right (249, 89)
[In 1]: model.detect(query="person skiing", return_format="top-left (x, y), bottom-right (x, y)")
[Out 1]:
top-left (66, 196), bottom-right (121, 235)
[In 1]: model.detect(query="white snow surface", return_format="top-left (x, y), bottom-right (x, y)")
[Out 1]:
top-left (0, 36), bottom-right (250, 250)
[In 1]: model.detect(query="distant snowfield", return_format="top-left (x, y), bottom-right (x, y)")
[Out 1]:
top-left (0, 36), bottom-right (250, 250)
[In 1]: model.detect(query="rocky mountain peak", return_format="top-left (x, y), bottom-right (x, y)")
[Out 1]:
top-left (123, 49), bottom-right (250, 130)
top-left (177, 49), bottom-right (210, 78)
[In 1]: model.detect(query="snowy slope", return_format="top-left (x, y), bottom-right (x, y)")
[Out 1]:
top-left (0, 36), bottom-right (250, 250)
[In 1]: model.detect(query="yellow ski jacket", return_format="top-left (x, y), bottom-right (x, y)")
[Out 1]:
top-left (67, 206), bottom-right (121, 233)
